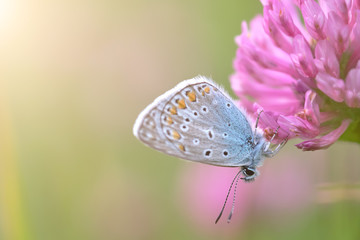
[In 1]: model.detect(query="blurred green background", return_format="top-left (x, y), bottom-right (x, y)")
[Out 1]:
top-left (0, 0), bottom-right (360, 239)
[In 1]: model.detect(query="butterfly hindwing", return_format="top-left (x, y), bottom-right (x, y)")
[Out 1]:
top-left (133, 90), bottom-right (181, 156)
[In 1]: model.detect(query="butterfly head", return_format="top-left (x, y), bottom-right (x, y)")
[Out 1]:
top-left (241, 166), bottom-right (258, 182)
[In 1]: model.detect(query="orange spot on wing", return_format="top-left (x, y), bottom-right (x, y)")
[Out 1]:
top-left (178, 99), bottom-right (186, 109)
top-left (204, 87), bottom-right (210, 93)
top-left (172, 130), bottom-right (181, 140)
top-left (179, 144), bottom-right (185, 151)
top-left (187, 91), bottom-right (196, 102)
top-left (166, 116), bottom-right (173, 125)
top-left (170, 106), bottom-right (177, 115)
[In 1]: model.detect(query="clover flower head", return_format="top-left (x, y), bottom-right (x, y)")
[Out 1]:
top-left (231, 0), bottom-right (360, 150)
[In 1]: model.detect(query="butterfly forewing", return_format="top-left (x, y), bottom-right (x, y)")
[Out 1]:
top-left (134, 76), bottom-right (254, 167)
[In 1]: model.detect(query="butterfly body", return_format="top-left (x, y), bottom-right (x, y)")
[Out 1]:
top-left (133, 76), bottom-right (285, 181)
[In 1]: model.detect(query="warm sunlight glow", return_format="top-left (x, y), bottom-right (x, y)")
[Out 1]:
top-left (0, 0), bottom-right (16, 30)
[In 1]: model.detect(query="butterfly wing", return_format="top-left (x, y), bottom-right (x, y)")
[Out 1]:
top-left (133, 76), bottom-right (254, 167)
top-left (133, 85), bottom-right (181, 156)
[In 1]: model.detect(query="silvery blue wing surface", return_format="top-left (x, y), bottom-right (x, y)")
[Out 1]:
top-left (133, 76), bottom-right (257, 167)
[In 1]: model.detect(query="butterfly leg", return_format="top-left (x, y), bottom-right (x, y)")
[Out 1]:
top-left (263, 136), bottom-right (288, 158)
top-left (253, 110), bottom-right (263, 145)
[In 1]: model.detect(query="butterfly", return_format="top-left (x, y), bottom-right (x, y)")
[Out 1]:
top-left (133, 76), bottom-right (287, 222)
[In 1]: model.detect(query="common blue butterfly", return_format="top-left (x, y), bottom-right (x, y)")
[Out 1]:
top-left (133, 76), bottom-right (287, 222)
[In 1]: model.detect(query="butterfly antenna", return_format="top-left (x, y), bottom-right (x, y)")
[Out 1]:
top-left (227, 172), bottom-right (242, 223)
top-left (215, 169), bottom-right (243, 224)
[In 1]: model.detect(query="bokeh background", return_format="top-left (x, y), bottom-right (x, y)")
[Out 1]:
top-left (1, 0), bottom-right (360, 239)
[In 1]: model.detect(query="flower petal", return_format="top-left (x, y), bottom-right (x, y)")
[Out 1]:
top-left (263, 6), bottom-right (293, 53)
top-left (253, 106), bottom-right (292, 142)
top-left (319, 0), bottom-right (351, 23)
top-left (277, 115), bottom-right (320, 139)
top-left (300, 0), bottom-right (327, 40)
top-left (345, 61), bottom-right (360, 107)
top-left (267, 0), bottom-right (301, 37)
top-left (230, 72), bottom-right (301, 115)
top-left (325, 11), bottom-right (350, 56)
top-left (302, 90), bottom-right (321, 126)
top-left (315, 39), bottom-right (340, 77)
top-left (296, 119), bottom-right (352, 150)
top-left (290, 35), bottom-right (318, 79)
top-left (315, 72), bottom-right (345, 102)
top-left (347, 10), bottom-right (360, 71)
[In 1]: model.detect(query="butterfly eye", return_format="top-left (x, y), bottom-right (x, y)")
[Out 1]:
top-left (243, 168), bottom-right (255, 177)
